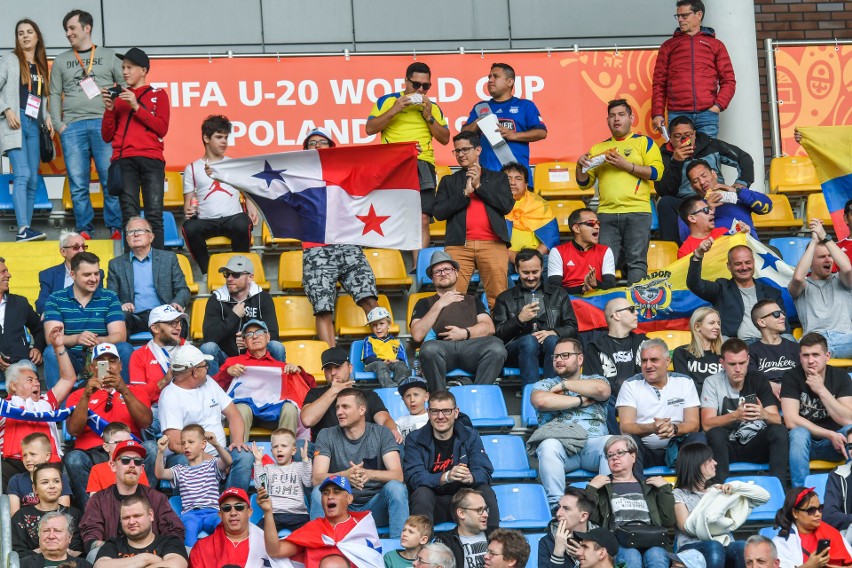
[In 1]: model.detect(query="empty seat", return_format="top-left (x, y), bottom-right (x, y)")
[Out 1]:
top-left (768, 237), bottom-right (811, 266)
top-left (647, 241), bottom-right (678, 273)
top-left (176, 254), bottom-right (199, 295)
top-left (62, 172), bottom-right (104, 211)
top-left (273, 296), bottom-right (316, 339)
top-left (521, 383), bottom-right (538, 427)
top-left (493, 484), bottom-right (551, 530)
top-left (549, 200), bottom-right (587, 234)
top-left (374, 386), bottom-right (410, 422)
top-left (769, 156), bottom-right (821, 194)
top-left (646, 329), bottom-right (691, 351)
top-left (449, 385), bottom-right (514, 429)
top-left (0, 174), bottom-right (16, 210)
top-left (525, 534), bottom-right (546, 568)
top-left (407, 292), bottom-right (435, 326)
top-left (753, 194), bottom-right (801, 231)
top-left (727, 475), bottom-right (784, 523)
top-left (278, 250), bottom-right (305, 291)
top-left (429, 218), bottom-right (447, 239)
top-left (161, 211), bottom-right (185, 248)
top-left (482, 435), bottom-right (536, 479)
top-left (335, 295), bottom-right (400, 337)
top-left (804, 473), bottom-right (828, 501)
top-left (207, 252), bottom-right (270, 291)
top-left (363, 248), bottom-right (412, 289)
top-left (262, 222), bottom-right (300, 247)
top-left (281, 340), bottom-right (330, 379)
top-left (34, 176), bottom-right (53, 211)
top-left (533, 162), bottom-right (592, 199)
top-left (806, 193), bottom-right (833, 227)
top-left (163, 171), bottom-right (185, 208)
top-left (189, 297), bottom-right (208, 341)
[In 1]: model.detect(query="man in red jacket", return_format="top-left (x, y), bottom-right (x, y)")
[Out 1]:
top-left (651, 0), bottom-right (736, 139)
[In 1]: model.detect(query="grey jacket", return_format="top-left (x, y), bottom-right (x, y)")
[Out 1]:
top-left (0, 52), bottom-right (47, 152)
top-left (107, 249), bottom-right (190, 308)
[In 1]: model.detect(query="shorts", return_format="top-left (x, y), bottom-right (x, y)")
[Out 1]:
top-left (418, 160), bottom-right (437, 216)
top-left (302, 245), bottom-right (378, 314)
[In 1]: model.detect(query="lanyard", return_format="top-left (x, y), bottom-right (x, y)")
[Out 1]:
top-left (25, 64), bottom-right (42, 96)
top-left (73, 45), bottom-right (96, 77)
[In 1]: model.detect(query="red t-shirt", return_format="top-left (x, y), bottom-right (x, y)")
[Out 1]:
top-left (189, 526), bottom-right (251, 568)
top-left (465, 194), bottom-right (499, 241)
top-left (0, 391), bottom-right (62, 461)
top-left (837, 238), bottom-right (852, 270)
top-left (64, 385), bottom-right (152, 451)
top-left (128, 340), bottom-right (185, 403)
top-left (86, 461), bottom-right (150, 493)
top-left (678, 227), bottom-right (729, 258)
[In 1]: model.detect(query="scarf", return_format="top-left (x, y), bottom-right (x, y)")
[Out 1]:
top-left (505, 192), bottom-right (560, 248)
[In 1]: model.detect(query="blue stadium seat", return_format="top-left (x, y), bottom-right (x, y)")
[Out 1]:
top-left (0, 174), bottom-right (15, 210)
top-left (450, 385), bottom-right (514, 429)
top-left (481, 435), bottom-right (536, 479)
top-left (805, 473), bottom-right (829, 501)
top-left (375, 387), bottom-right (410, 423)
top-left (169, 495), bottom-right (182, 514)
top-left (254, 441), bottom-right (272, 460)
top-left (249, 494), bottom-right (264, 525)
top-left (769, 237), bottom-right (811, 266)
top-left (162, 211), bottom-right (185, 248)
top-left (415, 246), bottom-right (479, 290)
top-left (525, 534), bottom-right (546, 568)
top-left (729, 462), bottom-right (770, 474)
top-left (349, 340), bottom-right (377, 382)
top-left (129, 332), bottom-right (153, 342)
top-left (566, 469), bottom-right (597, 480)
top-left (381, 539), bottom-right (402, 552)
top-left (434, 522), bottom-right (456, 532)
top-left (644, 466), bottom-right (675, 476)
top-left (569, 481), bottom-right (588, 489)
top-left (727, 475), bottom-right (785, 523)
top-left (494, 484), bottom-right (551, 530)
top-left (521, 383), bottom-right (538, 427)
top-left (759, 526), bottom-right (779, 539)
top-left (34, 176), bottom-right (53, 211)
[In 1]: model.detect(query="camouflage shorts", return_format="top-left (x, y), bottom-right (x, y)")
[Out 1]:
top-left (302, 245), bottom-right (378, 314)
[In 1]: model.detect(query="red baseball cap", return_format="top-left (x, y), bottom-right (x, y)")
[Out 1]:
top-left (112, 439), bottom-right (147, 461)
top-left (219, 487), bottom-right (250, 506)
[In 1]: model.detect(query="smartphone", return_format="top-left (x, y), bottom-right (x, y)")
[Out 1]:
top-left (258, 472), bottom-right (269, 493)
top-left (817, 538), bottom-right (831, 555)
top-left (742, 394), bottom-right (758, 405)
top-left (97, 359), bottom-right (109, 379)
top-left (107, 85), bottom-right (123, 99)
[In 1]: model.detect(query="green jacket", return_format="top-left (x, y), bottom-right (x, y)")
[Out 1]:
top-left (584, 477), bottom-right (676, 530)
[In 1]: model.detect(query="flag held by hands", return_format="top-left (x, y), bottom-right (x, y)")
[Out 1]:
top-left (799, 126), bottom-right (852, 240)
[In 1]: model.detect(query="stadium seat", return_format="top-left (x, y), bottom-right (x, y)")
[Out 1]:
top-left (262, 222), bottom-right (300, 247)
top-left (163, 171), bottom-right (185, 208)
top-left (129, 332), bottom-right (153, 342)
top-left (381, 539), bottom-right (402, 552)
top-left (207, 252), bottom-right (270, 291)
top-left (533, 162), bottom-right (592, 199)
top-left (429, 218), bottom-right (447, 240)
top-left (450, 385), bottom-right (514, 429)
top-left (482, 435), bottom-right (536, 479)
top-left (805, 473), bottom-right (828, 501)
top-left (806, 193), bottom-right (833, 227)
top-left (169, 495), bottom-right (182, 514)
top-left (768, 237), bottom-right (811, 266)
top-left (569, 481), bottom-right (589, 489)
top-left (176, 254), bottom-right (199, 295)
top-left (415, 246), bottom-right (445, 289)
top-left (407, 292), bottom-right (434, 327)
top-left (278, 250), bottom-right (304, 291)
top-left (647, 241), bottom-right (678, 273)
top-left (335, 295), bottom-right (400, 337)
top-left (525, 534), bottom-right (546, 568)
top-left (161, 211), bottom-right (184, 248)
top-left (550, 200), bottom-right (587, 234)
top-left (810, 459), bottom-right (844, 471)
top-left (435, 165), bottom-right (453, 186)
top-left (753, 194), bottom-right (801, 231)
top-left (206, 236), bottom-right (232, 248)
top-left (0, 174), bottom-right (15, 210)
top-left (34, 176), bottom-right (53, 211)
top-left (769, 156), bottom-right (821, 194)
top-left (759, 526), bottom-right (779, 539)
top-left (349, 340), bottom-right (371, 381)
top-left (493, 484), bottom-right (551, 530)
top-left (521, 383), bottom-right (538, 427)
top-left (727, 475), bottom-right (784, 523)
top-left (273, 296), bottom-right (316, 339)
top-left (281, 340), bottom-right (330, 379)
top-left (650, 199), bottom-right (659, 231)
top-left (644, 465), bottom-right (675, 476)
top-left (728, 462), bottom-right (769, 474)
top-left (646, 330), bottom-right (691, 351)
top-left (363, 248), bottom-right (413, 289)
top-left (248, 494), bottom-right (265, 525)
top-left (189, 297), bottom-right (208, 341)
top-left (62, 172), bottom-right (105, 211)
top-left (374, 386), bottom-right (409, 421)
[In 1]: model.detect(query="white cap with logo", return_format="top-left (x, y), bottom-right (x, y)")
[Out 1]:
top-left (171, 344), bottom-right (214, 372)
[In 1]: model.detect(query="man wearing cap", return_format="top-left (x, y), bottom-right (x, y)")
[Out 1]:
top-left (410, 250), bottom-right (507, 391)
top-left (574, 528), bottom-right (619, 568)
top-left (301, 346), bottom-right (401, 443)
top-left (157, 343), bottom-right (254, 490)
top-left (79, 440), bottom-right (183, 563)
top-left (189, 487), bottom-right (274, 568)
top-left (212, 319), bottom-right (313, 437)
top-left (258, 475), bottom-right (383, 567)
top-left (667, 549), bottom-right (708, 568)
top-left (64, 343), bottom-right (156, 508)
top-left (200, 254), bottom-right (284, 376)
top-left (101, 47), bottom-right (170, 249)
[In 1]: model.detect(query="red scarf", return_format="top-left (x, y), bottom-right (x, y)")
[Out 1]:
top-left (801, 523), bottom-right (852, 565)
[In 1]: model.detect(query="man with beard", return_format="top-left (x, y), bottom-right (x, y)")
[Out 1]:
top-left (547, 209), bottom-right (615, 294)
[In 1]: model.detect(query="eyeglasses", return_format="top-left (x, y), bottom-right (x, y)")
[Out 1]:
top-left (674, 11), bottom-right (694, 19)
top-left (613, 305), bottom-right (637, 315)
top-left (552, 352), bottom-right (581, 361)
top-left (306, 139), bottom-right (330, 148)
top-left (462, 506), bottom-right (490, 515)
top-left (407, 79), bottom-right (432, 91)
top-left (220, 503), bottom-right (249, 512)
top-left (126, 229), bottom-right (152, 236)
top-left (671, 131), bottom-right (695, 141)
top-left (760, 310), bottom-right (784, 319)
top-left (413, 556), bottom-right (436, 566)
top-left (485, 550), bottom-right (505, 557)
top-left (193, 362), bottom-right (209, 372)
top-left (105, 391), bottom-right (114, 412)
top-left (606, 449), bottom-right (633, 461)
top-left (574, 220), bottom-right (600, 228)
top-left (432, 267), bottom-right (456, 276)
top-left (118, 456), bottom-right (144, 466)
top-left (690, 206), bottom-right (712, 216)
top-left (795, 504), bottom-right (824, 516)
top-left (222, 271), bottom-right (247, 279)
top-left (62, 243), bottom-right (88, 251)
top-left (243, 329), bottom-right (267, 339)
top-left (428, 407), bottom-right (455, 417)
top-left (452, 147), bottom-right (476, 155)
top-left (159, 320), bottom-right (183, 328)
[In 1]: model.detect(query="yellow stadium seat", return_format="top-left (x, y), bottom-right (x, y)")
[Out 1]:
top-left (792, 327), bottom-right (803, 340)
top-left (176, 254), bottom-right (199, 295)
top-left (769, 156), bottom-right (821, 194)
top-left (278, 250), bottom-right (304, 291)
top-left (363, 249), bottom-right (412, 288)
top-left (810, 460), bottom-right (845, 471)
top-left (829, 358), bottom-right (852, 368)
top-left (646, 330), bottom-right (692, 351)
top-left (533, 162), bottom-right (593, 199)
top-left (63, 174), bottom-right (104, 211)
top-left (407, 292), bottom-right (434, 327)
top-left (429, 218), bottom-right (447, 239)
top-left (163, 171), bottom-right (185, 208)
top-left (647, 241), bottom-right (678, 273)
top-left (274, 296), bottom-right (316, 339)
top-left (435, 165), bottom-right (453, 186)
top-left (752, 194), bottom-right (801, 231)
top-left (207, 252), bottom-right (270, 291)
top-left (262, 222), bottom-right (300, 247)
top-left (549, 200), bottom-right (587, 234)
top-left (282, 340), bottom-right (330, 380)
top-left (206, 236), bottom-right (232, 247)
top-left (806, 193), bottom-right (833, 227)
top-left (189, 297), bottom-right (207, 341)
top-left (336, 295), bottom-right (400, 337)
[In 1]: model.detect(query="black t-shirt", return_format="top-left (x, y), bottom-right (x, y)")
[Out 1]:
top-left (19, 63), bottom-right (39, 110)
top-left (672, 346), bottom-right (723, 393)
top-left (11, 505), bottom-right (83, 558)
top-left (583, 333), bottom-right (647, 396)
top-left (781, 365), bottom-right (852, 431)
top-left (748, 339), bottom-right (800, 382)
top-left (430, 435), bottom-right (456, 474)
top-left (96, 534), bottom-right (187, 561)
top-left (411, 294), bottom-right (488, 338)
top-left (302, 387), bottom-right (388, 442)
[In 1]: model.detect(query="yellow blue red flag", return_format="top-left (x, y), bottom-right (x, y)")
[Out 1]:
top-left (799, 126), bottom-right (852, 240)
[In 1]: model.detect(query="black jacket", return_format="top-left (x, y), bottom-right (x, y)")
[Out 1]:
top-left (0, 293), bottom-right (44, 362)
top-left (434, 527), bottom-right (495, 568)
top-left (825, 462), bottom-right (852, 531)
top-left (433, 167), bottom-right (514, 246)
top-left (655, 132), bottom-right (754, 198)
top-left (686, 255), bottom-right (789, 338)
top-left (20, 556), bottom-right (91, 568)
top-left (492, 283), bottom-right (578, 343)
top-left (203, 282), bottom-right (278, 357)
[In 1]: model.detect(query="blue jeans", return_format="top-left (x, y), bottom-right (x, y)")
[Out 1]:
top-left (199, 341), bottom-right (287, 377)
top-left (821, 330), bottom-right (852, 359)
top-left (537, 435), bottom-right (612, 507)
top-left (789, 424), bottom-right (852, 487)
top-left (44, 343), bottom-right (135, 390)
top-left (180, 508), bottom-right (221, 547)
top-left (7, 110), bottom-right (40, 228)
top-left (310, 480), bottom-right (409, 538)
top-left (616, 545), bottom-right (669, 568)
top-left (60, 118), bottom-right (122, 232)
top-left (667, 109), bottom-right (720, 139)
top-left (505, 333), bottom-right (558, 386)
top-left (680, 539), bottom-right (746, 568)
top-left (166, 447), bottom-right (255, 491)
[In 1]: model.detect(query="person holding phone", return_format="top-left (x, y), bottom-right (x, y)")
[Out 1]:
top-left (773, 486), bottom-right (852, 568)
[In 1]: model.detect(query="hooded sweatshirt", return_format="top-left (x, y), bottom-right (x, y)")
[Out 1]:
top-left (202, 282), bottom-right (278, 357)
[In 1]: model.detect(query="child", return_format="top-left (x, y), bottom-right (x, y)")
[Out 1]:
top-left (362, 307), bottom-right (410, 388)
top-left (7, 433), bottom-right (72, 515)
top-left (252, 428), bottom-right (312, 532)
top-left (86, 422), bottom-right (150, 495)
top-left (155, 424), bottom-right (232, 547)
top-left (396, 378), bottom-right (430, 440)
top-left (384, 515), bottom-right (433, 568)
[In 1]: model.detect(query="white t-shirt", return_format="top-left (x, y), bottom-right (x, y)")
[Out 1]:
top-left (183, 158), bottom-right (244, 219)
top-left (615, 373), bottom-right (700, 449)
top-left (396, 412), bottom-right (429, 440)
top-left (158, 377), bottom-right (233, 453)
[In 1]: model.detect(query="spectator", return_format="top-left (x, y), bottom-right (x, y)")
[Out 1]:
top-left (687, 242), bottom-right (788, 343)
top-left (616, 338), bottom-right (703, 470)
top-left (530, 337), bottom-right (612, 508)
top-left (677, 196), bottom-right (731, 259)
top-left (410, 250), bottom-right (507, 391)
top-left (413, 544), bottom-right (455, 568)
top-left (837, 198), bottom-right (852, 266)
top-left (486, 529), bottom-right (530, 568)
top-left (157, 343), bottom-right (254, 490)
top-left (433, 131), bottom-right (514, 309)
top-left (36, 233), bottom-right (105, 315)
top-left (462, 62), bottom-right (547, 183)
top-left (0, 19), bottom-right (51, 242)
top-left (790, 219), bottom-right (852, 358)
top-left (667, 550), bottom-right (707, 568)
top-left (652, 0), bottom-right (735, 138)
top-left (404, 390), bottom-right (500, 530)
top-left (322, 556), bottom-right (353, 568)
top-left (655, 116), bottom-right (754, 244)
top-left (48, 10), bottom-right (123, 240)
top-left (251, 430), bottom-right (312, 533)
top-left (585, 435), bottom-right (674, 567)
top-left (182, 114), bottom-right (257, 274)
top-left (382, 514), bottom-right (432, 568)
top-left (538, 488), bottom-right (596, 568)
top-left (0, 259), bottom-right (44, 370)
top-left (823, 440), bottom-right (852, 536)
top-left (300, 346), bottom-right (400, 443)
top-left (396, 377), bottom-right (430, 441)
top-left (79, 440), bottom-right (183, 563)
top-left (366, 61), bottom-right (450, 254)
top-left (502, 162), bottom-right (559, 264)
top-left (583, 298), bottom-right (647, 436)
top-left (672, 307), bottom-right (723, 391)
top-left (19, 511), bottom-right (92, 568)
top-left (200, 255), bottom-right (284, 376)
top-left (7, 433), bottom-right (72, 515)
top-left (42, 251), bottom-right (132, 389)
top-left (63, 344), bottom-right (155, 508)
top-left (773, 487), bottom-right (852, 568)
top-left (781, 332), bottom-right (852, 488)
top-left (85, 423), bottom-right (150, 495)
top-left (362, 307), bottom-right (410, 388)
top-left (107, 217), bottom-right (189, 335)
top-left (576, 99), bottom-right (664, 285)
top-left (547, 209), bottom-right (616, 294)
top-left (748, 300), bottom-right (799, 400)
top-left (101, 47), bottom-right (170, 249)
top-left (434, 488), bottom-right (493, 568)
top-left (494, 248), bottom-right (578, 386)
top-left (573, 528), bottom-right (620, 568)
top-left (742, 535), bottom-right (779, 568)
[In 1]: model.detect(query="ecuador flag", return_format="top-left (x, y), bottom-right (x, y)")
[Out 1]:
top-left (799, 126), bottom-right (852, 240)
top-left (570, 233), bottom-right (796, 332)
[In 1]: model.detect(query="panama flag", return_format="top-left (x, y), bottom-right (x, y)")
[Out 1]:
top-left (210, 143), bottom-right (422, 249)
top-left (799, 126), bottom-right (852, 240)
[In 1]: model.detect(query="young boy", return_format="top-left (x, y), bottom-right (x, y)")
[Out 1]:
top-left (395, 378), bottom-right (430, 440)
top-left (7, 433), bottom-right (72, 515)
top-left (86, 422), bottom-right (150, 495)
top-left (362, 307), bottom-right (410, 388)
top-left (252, 428), bottom-right (312, 532)
top-left (155, 424), bottom-right (232, 547)
top-left (384, 515), bottom-right (433, 568)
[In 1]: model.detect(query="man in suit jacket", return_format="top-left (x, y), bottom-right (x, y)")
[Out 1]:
top-left (687, 240), bottom-right (789, 342)
top-left (107, 217), bottom-right (190, 335)
top-left (36, 231), bottom-right (103, 315)
top-left (0, 258), bottom-right (44, 370)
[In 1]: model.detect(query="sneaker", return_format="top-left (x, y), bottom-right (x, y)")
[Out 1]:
top-left (110, 228), bottom-right (122, 240)
top-left (79, 231), bottom-right (92, 240)
top-left (16, 227), bottom-right (46, 242)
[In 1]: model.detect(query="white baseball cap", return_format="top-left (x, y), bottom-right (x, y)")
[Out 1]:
top-left (171, 344), bottom-right (213, 372)
top-left (92, 343), bottom-right (121, 361)
top-left (366, 307), bottom-right (391, 325)
top-left (148, 304), bottom-right (188, 327)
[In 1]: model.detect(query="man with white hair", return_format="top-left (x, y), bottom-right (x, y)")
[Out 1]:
top-left (743, 535), bottom-right (779, 568)
top-left (419, 543), bottom-right (456, 568)
top-left (36, 231), bottom-right (103, 314)
top-left (19, 511), bottom-right (90, 568)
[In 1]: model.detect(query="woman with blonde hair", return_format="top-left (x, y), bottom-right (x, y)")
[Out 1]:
top-left (673, 306), bottom-right (723, 391)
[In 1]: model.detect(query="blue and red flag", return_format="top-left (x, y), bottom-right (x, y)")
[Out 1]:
top-left (799, 126), bottom-right (852, 240)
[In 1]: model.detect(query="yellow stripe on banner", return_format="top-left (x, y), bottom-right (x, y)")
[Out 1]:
top-left (799, 126), bottom-right (852, 183)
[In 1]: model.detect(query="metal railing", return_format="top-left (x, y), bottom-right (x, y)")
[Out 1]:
top-left (0, 493), bottom-right (20, 568)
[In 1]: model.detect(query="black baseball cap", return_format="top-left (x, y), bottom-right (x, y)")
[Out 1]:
top-left (574, 528), bottom-right (619, 557)
top-left (397, 377), bottom-right (428, 397)
top-left (321, 347), bottom-right (349, 369)
top-left (117, 47), bottom-right (150, 71)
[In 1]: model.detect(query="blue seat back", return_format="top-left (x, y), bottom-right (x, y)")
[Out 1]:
top-left (375, 387), bottom-right (410, 422)
top-left (449, 385), bottom-right (513, 428)
top-left (525, 534), bottom-right (546, 568)
top-left (34, 176), bottom-right (53, 211)
top-left (521, 383), bottom-right (538, 427)
top-left (728, 475), bottom-right (785, 523)
top-left (0, 174), bottom-right (15, 210)
top-left (249, 494), bottom-right (265, 524)
top-left (481, 435), bottom-right (536, 479)
top-left (650, 199), bottom-right (659, 231)
top-left (805, 473), bottom-right (829, 501)
top-left (493, 484), bottom-right (551, 530)
top-left (415, 246), bottom-right (445, 289)
top-left (768, 237), bottom-right (811, 266)
top-left (169, 495), bottom-right (182, 514)
top-left (381, 539), bottom-right (402, 552)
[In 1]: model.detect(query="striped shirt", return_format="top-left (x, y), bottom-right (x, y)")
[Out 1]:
top-left (42, 287), bottom-right (124, 354)
top-left (172, 458), bottom-right (226, 512)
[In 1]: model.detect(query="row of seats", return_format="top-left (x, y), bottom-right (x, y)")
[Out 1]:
top-left (752, 192), bottom-right (833, 233)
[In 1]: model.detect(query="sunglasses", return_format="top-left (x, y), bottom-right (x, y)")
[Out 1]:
top-left (761, 310), bottom-right (784, 319)
top-left (408, 79), bottom-right (431, 91)
top-left (221, 503), bottom-right (249, 512)
top-left (674, 11), bottom-right (694, 20)
top-left (222, 271), bottom-right (246, 279)
top-left (118, 456), bottom-right (144, 466)
top-left (575, 220), bottom-right (600, 228)
top-left (613, 305), bottom-right (637, 315)
top-left (796, 504), bottom-right (824, 516)
top-left (105, 391), bottom-right (114, 412)
top-left (62, 243), bottom-right (88, 251)
top-left (690, 206), bottom-right (712, 216)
